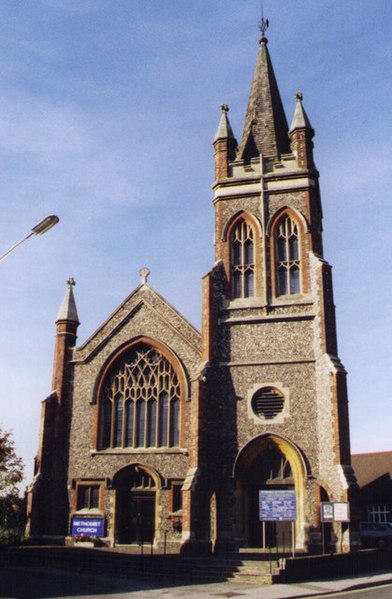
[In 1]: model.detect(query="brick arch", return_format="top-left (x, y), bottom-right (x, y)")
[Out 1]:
top-left (222, 210), bottom-right (262, 242)
top-left (266, 206), bottom-right (309, 238)
top-left (93, 336), bottom-right (189, 406)
top-left (112, 462), bottom-right (164, 490)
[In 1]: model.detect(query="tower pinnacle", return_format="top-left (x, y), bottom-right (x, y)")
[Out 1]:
top-left (56, 278), bottom-right (79, 324)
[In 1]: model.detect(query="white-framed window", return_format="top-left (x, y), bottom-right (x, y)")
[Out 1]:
top-left (367, 504), bottom-right (391, 523)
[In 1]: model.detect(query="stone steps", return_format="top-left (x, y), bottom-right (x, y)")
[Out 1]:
top-left (2, 546), bottom-right (284, 585)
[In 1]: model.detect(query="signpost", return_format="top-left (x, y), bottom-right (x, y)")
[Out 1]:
top-left (259, 490), bottom-right (297, 557)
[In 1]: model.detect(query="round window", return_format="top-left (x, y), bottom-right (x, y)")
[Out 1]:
top-left (251, 386), bottom-right (284, 420)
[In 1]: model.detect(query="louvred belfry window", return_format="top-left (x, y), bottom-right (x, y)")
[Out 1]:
top-left (100, 344), bottom-right (181, 449)
top-left (275, 215), bottom-right (301, 295)
top-left (230, 219), bottom-right (255, 298)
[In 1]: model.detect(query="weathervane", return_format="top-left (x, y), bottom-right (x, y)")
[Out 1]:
top-left (259, 0), bottom-right (269, 40)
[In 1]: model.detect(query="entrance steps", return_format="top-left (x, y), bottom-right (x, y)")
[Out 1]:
top-left (3, 546), bottom-right (389, 585)
top-left (2, 546), bottom-right (286, 585)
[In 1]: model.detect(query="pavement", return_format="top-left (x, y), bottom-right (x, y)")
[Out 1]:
top-left (1, 565), bottom-right (392, 599)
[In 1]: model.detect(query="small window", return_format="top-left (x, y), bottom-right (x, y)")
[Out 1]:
top-left (171, 483), bottom-right (183, 513)
top-left (251, 387), bottom-right (285, 420)
top-left (77, 485), bottom-right (100, 510)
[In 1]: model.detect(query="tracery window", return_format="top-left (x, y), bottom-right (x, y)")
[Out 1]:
top-left (230, 219), bottom-right (255, 298)
top-left (275, 215), bottom-right (301, 295)
top-left (100, 344), bottom-right (181, 450)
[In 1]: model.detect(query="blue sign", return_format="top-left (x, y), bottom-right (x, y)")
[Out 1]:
top-left (71, 517), bottom-right (105, 537)
top-left (259, 490), bottom-right (297, 521)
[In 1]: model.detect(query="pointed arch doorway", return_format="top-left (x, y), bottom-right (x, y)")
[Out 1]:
top-left (234, 435), bottom-right (306, 550)
top-left (113, 465), bottom-right (158, 545)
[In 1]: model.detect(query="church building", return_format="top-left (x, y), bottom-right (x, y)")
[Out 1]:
top-left (26, 24), bottom-right (358, 553)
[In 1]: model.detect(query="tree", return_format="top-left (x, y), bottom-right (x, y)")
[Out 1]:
top-left (0, 428), bottom-right (25, 544)
top-left (0, 429), bottom-right (24, 498)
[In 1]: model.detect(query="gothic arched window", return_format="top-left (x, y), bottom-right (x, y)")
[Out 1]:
top-left (100, 343), bottom-right (181, 449)
top-left (230, 219), bottom-right (255, 298)
top-left (275, 215), bottom-right (301, 296)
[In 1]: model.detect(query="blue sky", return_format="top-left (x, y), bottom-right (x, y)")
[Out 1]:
top-left (0, 0), bottom-right (391, 486)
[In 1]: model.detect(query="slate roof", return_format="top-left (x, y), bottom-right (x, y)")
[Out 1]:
top-left (352, 451), bottom-right (392, 488)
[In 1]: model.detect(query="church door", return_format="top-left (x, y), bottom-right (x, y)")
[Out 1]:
top-left (114, 465), bottom-right (157, 545)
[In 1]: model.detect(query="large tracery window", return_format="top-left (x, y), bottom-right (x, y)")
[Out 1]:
top-left (100, 344), bottom-right (181, 450)
top-left (275, 215), bottom-right (301, 296)
top-left (231, 219), bottom-right (255, 298)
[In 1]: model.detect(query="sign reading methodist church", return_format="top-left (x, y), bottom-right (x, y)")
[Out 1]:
top-left (259, 490), bottom-right (297, 521)
top-left (71, 517), bottom-right (105, 537)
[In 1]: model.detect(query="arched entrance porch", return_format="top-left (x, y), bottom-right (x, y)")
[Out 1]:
top-left (233, 434), bottom-right (307, 550)
top-left (112, 464), bottom-right (160, 545)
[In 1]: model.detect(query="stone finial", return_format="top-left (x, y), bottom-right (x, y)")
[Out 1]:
top-left (67, 277), bottom-right (76, 288)
top-left (139, 267), bottom-right (150, 285)
top-left (221, 104), bottom-right (229, 113)
top-left (289, 91), bottom-right (313, 133)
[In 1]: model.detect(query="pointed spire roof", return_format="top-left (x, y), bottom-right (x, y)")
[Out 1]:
top-left (213, 104), bottom-right (236, 143)
top-left (237, 37), bottom-right (290, 162)
top-left (289, 92), bottom-right (313, 133)
top-left (56, 277), bottom-right (79, 324)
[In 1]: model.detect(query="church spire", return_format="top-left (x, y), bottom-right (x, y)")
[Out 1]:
top-left (237, 31), bottom-right (290, 162)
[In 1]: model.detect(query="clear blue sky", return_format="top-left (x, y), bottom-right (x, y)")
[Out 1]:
top-left (0, 1), bottom-right (391, 487)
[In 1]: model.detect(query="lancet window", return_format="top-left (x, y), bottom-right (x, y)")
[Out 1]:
top-left (230, 219), bottom-right (255, 298)
top-left (275, 215), bottom-right (301, 295)
top-left (100, 343), bottom-right (181, 450)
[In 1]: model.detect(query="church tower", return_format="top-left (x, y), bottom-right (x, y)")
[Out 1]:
top-left (201, 28), bottom-right (357, 551)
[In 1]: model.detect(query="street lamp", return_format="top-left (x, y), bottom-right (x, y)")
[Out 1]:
top-left (0, 215), bottom-right (60, 263)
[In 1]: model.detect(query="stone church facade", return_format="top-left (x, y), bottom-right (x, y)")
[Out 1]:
top-left (26, 30), bottom-right (358, 553)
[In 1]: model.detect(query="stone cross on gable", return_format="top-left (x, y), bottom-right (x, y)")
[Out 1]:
top-left (139, 267), bottom-right (150, 285)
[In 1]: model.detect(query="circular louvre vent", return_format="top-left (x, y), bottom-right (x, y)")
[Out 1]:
top-left (251, 387), bottom-right (284, 420)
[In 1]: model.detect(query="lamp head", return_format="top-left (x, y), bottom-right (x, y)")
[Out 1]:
top-left (31, 215), bottom-right (59, 236)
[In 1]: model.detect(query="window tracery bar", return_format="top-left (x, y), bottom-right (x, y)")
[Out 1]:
top-left (230, 219), bottom-right (255, 298)
top-left (100, 344), bottom-right (181, 450)
top-left (275, 215), bottom-right (301, 296)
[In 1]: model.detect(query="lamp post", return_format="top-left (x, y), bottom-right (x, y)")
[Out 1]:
top-left (0, 215), bottom-right (59, 263)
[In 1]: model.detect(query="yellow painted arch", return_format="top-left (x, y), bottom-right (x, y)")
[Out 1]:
top-left (233, 434), bottom-right (309, 549)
